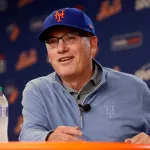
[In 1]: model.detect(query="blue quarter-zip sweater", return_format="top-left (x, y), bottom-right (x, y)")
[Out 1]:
top-left (19, 62), bottom-right (150, 142)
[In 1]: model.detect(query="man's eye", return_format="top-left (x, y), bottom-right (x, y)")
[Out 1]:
top-left (66, 35), bottom-right (77, 40)
top-left (49, 39), bottom-right (58, 44)
top-left (69, 36), bottom-right (76, 39)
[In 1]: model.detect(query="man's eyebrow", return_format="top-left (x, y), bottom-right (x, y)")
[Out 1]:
top-left (46, 36), bottom-right (56, 39)
top-left (46, 32), bottom-right (76, 39)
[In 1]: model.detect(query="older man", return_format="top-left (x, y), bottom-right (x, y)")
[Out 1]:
top-left (19, 8), bottom-right (150, 144)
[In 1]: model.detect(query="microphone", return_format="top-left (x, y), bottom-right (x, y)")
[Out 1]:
top-left (78, 104), bottom-right (91, 112)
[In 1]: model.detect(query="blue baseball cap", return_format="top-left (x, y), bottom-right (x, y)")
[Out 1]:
top-left (38, 8), bottom-right (96, 41)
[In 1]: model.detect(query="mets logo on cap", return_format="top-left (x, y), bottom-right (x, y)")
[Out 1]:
top-left (54, 10), bottom-right (65, 22)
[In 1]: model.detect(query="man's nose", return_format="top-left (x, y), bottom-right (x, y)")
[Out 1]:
top-left (57, 39), bottom-right (68, 53)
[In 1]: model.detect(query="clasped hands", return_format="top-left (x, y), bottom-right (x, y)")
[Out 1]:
top-left (47, 126), bottom-right (150, 144)
top-left (47, 126), bottom-right (84, 141)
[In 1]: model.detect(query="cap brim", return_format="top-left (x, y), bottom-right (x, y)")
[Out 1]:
top-left (38, 24), bottom-right (95, 42)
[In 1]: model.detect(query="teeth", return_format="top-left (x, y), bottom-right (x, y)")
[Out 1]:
top-left (59, 57), bottom-right (72, 62)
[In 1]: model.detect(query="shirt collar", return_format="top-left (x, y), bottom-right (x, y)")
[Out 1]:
top-left (54, 59), bottom-right (105, 87)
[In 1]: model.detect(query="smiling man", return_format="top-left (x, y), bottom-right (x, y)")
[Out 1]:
top-left (45, 27), bottom-right (97, 92)
top-left (19, 8), bottom-right (150, 143)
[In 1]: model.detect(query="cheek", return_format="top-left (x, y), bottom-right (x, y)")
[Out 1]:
top-left (81, 48), bottom-right (91, 60)
top-left (82, 39), bottom-right (90, 48)
top-left (81, 39), bottom-right (91, 54)
top-left (47, 50), bottom-right (53, 63)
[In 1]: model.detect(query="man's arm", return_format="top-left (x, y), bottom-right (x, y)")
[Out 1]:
top-left (19, 82), bottom-right (51, 141)
top-left (19, 82), bottom-right (83, 141)
top-left (125, 83), bottom-right (150, 144)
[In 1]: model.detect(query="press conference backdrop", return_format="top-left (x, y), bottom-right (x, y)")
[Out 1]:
top-left (0, 0), bottom-right (150, 141)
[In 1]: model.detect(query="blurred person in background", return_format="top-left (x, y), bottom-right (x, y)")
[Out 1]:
top-left (19, 8), bottom-right (150, 144)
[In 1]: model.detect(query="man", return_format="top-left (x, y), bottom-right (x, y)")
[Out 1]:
top-left (19, 8), bottom-right (150, 143)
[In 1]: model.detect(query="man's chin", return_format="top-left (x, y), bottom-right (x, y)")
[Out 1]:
top-left (57, 71), bottom-right (75, 78)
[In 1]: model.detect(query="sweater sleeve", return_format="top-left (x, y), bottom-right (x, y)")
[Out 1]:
top-left (142, 82), bottom-right (150, 135)
top-left (19, 82), bottom-right (51, 141)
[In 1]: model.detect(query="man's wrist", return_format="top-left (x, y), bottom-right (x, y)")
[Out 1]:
top-left (45, 130), bottom-right (54, 141)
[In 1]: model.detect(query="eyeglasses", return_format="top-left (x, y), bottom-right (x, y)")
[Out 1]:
top-left (45, 32), bottom-right (91, 49)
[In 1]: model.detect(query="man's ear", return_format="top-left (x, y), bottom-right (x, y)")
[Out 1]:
top-left (90, 36), bottom-right (98, 58)
top-left (47, 55), bottom-right (51, 64)
top-left (45, 44), bottom-right (52, 64)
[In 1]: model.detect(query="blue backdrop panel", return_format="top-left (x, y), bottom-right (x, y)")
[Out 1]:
top-left (0, 0), bottom-right (150, 141)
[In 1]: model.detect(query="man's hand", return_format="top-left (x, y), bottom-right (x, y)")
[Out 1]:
top-left (125, 132), bottom-right (150, 144)
top-left (47, 126), bottom-right (84, 141)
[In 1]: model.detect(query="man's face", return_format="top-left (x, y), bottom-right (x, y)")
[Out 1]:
top-left (45, 27), bottom-right (98, 79)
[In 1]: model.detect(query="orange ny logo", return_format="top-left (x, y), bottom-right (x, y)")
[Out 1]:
top-left (54, 10), bottom-right (65, 22)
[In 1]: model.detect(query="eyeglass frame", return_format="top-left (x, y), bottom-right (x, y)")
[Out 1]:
top-left (44, 32), bottom-right (93, 49)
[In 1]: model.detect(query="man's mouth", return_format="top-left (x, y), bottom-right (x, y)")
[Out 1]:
top-left (59, 56), bottom-right (74, 62)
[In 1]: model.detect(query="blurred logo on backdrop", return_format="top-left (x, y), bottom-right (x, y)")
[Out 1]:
top-left (0, 54), bottom-right (6, 74)
top-left (29, 15), bottom-right (47, 32)
top-left (17, 0), bottom-right (35, 8)
top-left (96, 0), bottom-right (122, 21)
top-left (75, 4), bottom-right (84, 11)
top-left (6, 24), bottom-right (20, 42)
top-left (135, 63), bottom-right (150, 81)
top-left (14, 115), bottom-right (23, 135)
top-left (135, 0), bottom-right (150, 11)
top-left (4, 84), bottom-right (19, 104)
top-left (0, 0), bottom-right (7, 12)
top-left (15, 48), bottom-right (38, 71)
top-left (110, 32), bottom-right (143, 51)
top-left (113, 65), bottom-right (121, 71)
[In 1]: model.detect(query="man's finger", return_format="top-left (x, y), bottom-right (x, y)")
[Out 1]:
top-left (125, 139), bottom-right (132, 144)
top-left (57, 126), bottom-right (82, 136)
top-left (61, 134), bottom-right (85, 142)
top-left (134, 133), bottom-right (149, 144)
top-left (74, 126), bottom-right (80, 130)
top-left (126, 132), bottom-right (150, 144)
